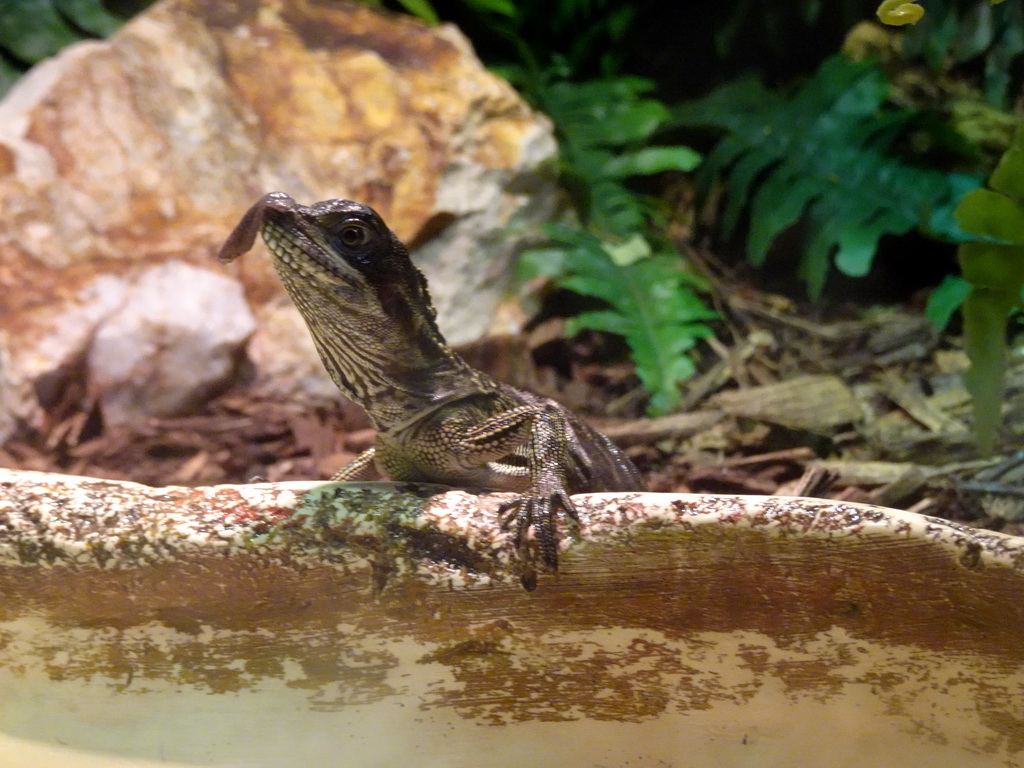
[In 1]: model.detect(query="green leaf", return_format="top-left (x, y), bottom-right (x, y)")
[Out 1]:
top-left (597, 100), bottom-right (668, 146)
top-left (54, 0), bottom-right (122, 37)
top-left (586, 178), bottom-right (647, 236)
top-left (899, 0), bottom-right (1024, 108)
top-left (0, 52), bottom-right (20, 96)
top-left (601, 234), bottom-right (651, 266)
top-left (833, 219), bottom-right (891, 277)
top-left (955, 188), bottom-right (1024, 244)
top-left (989, 123), bottom-right (1024, 200)
top-left (604, 146), bottom-right (702, 177)
top-left (834, 207), bottom-right (915, 277)
top-left (925, 274), bottom-right (972, 331)
top-left (517, 247), bottom-right (571, 280)
top-left (543, 225), bottom-right (717, 415)
top-left (800, 201), bottom-right (839, 299)
top-left (605, 4), bottom-right (634, 39)
top-left (983, 0), bottom-right (1024, 107)
top-left (926, 173), bottom-right (985, 240)
top-left (962, 285), bottom-right (1018, 453)
top-left (459, 0), bottom-right (517, 17)
top-left (529, 72), bottom-right (709, 412)
top-left (0, 0), bottom-right (79, 63)
top-left (714, 0), bottom-right (749, 56)
top-left (958, 242), bottom-right (1024, 288)
top-left (954, 107), bottom-right (1024, 453)
top-left (924, 3), bottom-right (960, 68)
top-left (541, 75), bottom-right (700, 241)
top-left (676, 54), bottom-right (982, 295)
top-left (565, 309), bottom-right (630, 337)
top-left (717, 145), bottom-right (780, 238)
top-left (950, 0), bottom-right (994, 63)
top-left (746, 170), bottom-right (819, 265)
top-left (672, 77), bottom-right (780, 133)
top-left (543, 78), bottom-right (668, 148)
top-left (393, 0), bottom-right (439, 25)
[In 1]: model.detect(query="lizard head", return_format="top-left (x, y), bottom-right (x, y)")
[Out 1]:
top-left (218, 193), bottom-right (455, 407)
top-left (218, 192), bottom-right (439, 332)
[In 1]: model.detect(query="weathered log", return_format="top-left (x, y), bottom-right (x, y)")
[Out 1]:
top-left (1, 467), bottom-right (1022, 767)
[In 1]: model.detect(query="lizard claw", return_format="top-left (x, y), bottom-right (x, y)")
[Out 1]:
top-left (497, 490), bottom-right (578, 571)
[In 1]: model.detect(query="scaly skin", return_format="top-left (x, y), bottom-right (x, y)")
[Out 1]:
top-left (219, 192), bottom-right (644, 576)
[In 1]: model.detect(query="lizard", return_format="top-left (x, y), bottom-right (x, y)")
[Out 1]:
top-left (218, 192), bottom-right (644, 579)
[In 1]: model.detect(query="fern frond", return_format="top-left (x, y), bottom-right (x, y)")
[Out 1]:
top-left (675, 55), bottom-right (983, 298)
top-left (541, 77), bottom-right (700, 238)
top-left (521, 225), bottom-right (717, 414)
top-left (521, 75), bottom-right (711, 413)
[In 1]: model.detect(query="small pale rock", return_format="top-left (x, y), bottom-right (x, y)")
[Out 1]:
top-left (247, 299), bottom-right (338, 404)
top-left (88, 261), bottom-right (255, 425)
top-left (0, 274), bottom-right (131, 438)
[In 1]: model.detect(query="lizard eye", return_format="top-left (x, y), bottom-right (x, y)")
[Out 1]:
top-left (337, 221), bottom-right (370, 248)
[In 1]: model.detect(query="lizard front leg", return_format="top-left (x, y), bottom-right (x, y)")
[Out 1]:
top-left (490, 405), bottom-right (578, 572)
top-left (448, 403), bottom-right (580, 571)
top-left (379, 400), bottom-right (584, 575)
top-left (331, 448), bottom-right (378, 481)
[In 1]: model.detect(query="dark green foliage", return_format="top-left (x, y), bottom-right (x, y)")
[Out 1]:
top-left (901, 0), bottom-right (1024, 108)
top-left (714, 0), bottom-right (870, 59)
top-left (384, 0), bottom-right (634, 84)
top-left (0, 54), bottom-right (18, 94)
top-left (925, 274), bottom-right (973, 330)
top-left (0, 0), bottom-right (140, 95)
top-left (397, 0), bottom-right (715, 414)
top-left (675, 54), bottom-right (983, 298)
top-left (949, 123), bottom-right (1024, 452)
top-left (521, 76), bottom-right (712, 414)
top-left (483, 0), bottom-right (635, 83)
top-left (55, 0), bottom-right (123, 36)
top-left (538, 77), bottom-right (701, 237)
top-left (0, 0), bottom-right (80, 64)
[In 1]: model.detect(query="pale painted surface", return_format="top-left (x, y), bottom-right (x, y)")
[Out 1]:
top-left (1, 471), bottom-right (1022, 767)
top-left (0, 620), bottom-right (1019, 768)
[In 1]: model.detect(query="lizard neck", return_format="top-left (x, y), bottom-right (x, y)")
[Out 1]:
top-left (243, 196), bottom-right (495, 430)
top-left (279, 269), bottom-right (484, 429)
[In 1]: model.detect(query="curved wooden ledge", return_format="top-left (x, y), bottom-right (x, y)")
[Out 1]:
top-left (1, 467), bottom-right (1023, 768)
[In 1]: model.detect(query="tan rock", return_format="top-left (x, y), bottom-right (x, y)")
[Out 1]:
top-left (0, 0), bottom-right (558, 438)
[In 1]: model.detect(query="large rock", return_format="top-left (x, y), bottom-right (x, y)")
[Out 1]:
top-left (0, 0), bottom-right (558, 439)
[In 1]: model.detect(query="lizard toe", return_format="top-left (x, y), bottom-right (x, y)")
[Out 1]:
top-left (497, 491), bottom-right (577, 571)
